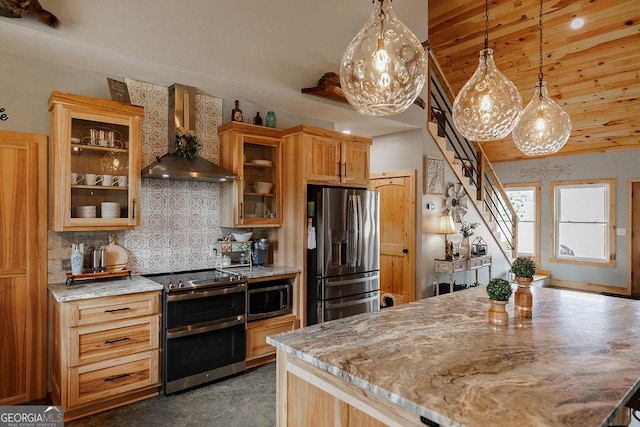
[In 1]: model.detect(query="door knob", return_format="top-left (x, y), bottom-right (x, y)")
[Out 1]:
top-left (402, 248), bottom-right (409, 254)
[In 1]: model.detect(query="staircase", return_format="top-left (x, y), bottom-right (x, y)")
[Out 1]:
top-left (427, 51), bottom-right (518, 262)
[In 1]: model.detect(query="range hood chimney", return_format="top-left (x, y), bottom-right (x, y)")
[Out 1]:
top-left (141, 83), bottom-right (238, 182)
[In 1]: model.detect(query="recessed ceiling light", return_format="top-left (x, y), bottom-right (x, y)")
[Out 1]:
top-left (341, 130), bottom-right (351, 135)
top-left (570, 18), bottom-right (584, 29)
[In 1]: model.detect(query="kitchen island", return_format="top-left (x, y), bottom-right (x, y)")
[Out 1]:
top-left (267, 286), bottom-right (640, 426)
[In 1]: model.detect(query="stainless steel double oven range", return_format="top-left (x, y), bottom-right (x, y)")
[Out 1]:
top-left (146, 269), bottom-right (247, 395)
top-left (146, 268), bottom-right (293, 395)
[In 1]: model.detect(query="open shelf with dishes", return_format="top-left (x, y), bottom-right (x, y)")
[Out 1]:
top-left (219, 122), bottom-right (282, 227)
top-left (49, 91), bottom-right (143, 231)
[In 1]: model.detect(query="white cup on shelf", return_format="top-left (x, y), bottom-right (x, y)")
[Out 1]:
top-left (71, 173), bottom-right (84, 185)
top-left (114, 175), bottom-right (128, 187)
top-left (102, 174), bottom-right (114, 186)
top-left (85, 173), bottom-right (103, 186)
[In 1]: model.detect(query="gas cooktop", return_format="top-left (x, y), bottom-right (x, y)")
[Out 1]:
top-left (144, 268), bottom-right (246, 292)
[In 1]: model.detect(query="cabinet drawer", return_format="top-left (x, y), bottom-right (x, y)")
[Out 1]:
top-left (68, 351), bottom-right (159, 407)
top-left (67, 292), bottom-right (160, 327)
top-left (70, 316), bottom-right (159, 367)
top-left (451, 260), bottom-right (467, 272)
top-left (247, 314), bottom-right (296, 359)
top-left (469, 258), bottom-right (483, 269)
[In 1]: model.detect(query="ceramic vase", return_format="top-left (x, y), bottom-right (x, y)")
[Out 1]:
top-left (462, 237), bottom-right (471, 258)
top-left (488, 300), bottom-right (509, 325)
top-left (514, 276), bottom-right (533, 318)
top-left (71, 243), bottom-right (84, 275)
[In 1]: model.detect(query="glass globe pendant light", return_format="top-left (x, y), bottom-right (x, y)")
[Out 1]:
top-left (512, 0), bottom-right (571, 156)
top-left (340, 0), bottom-right (427, 116)
top-left (452, 0), bottom-right (522, 141)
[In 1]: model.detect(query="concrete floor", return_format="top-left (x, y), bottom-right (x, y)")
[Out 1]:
top-left (66, 362), bottom-right (276, 427)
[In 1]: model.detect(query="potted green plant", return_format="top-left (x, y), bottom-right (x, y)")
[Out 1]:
top-left (511, 256), bottom-right (536, 280)
top-left (510, 256), bottom-right (537, 318)
top-left (486, 278), bottom-right (512, 325)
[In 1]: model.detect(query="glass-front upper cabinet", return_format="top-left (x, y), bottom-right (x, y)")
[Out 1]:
top-left (48, 92), bottom-right (143, 231)
top-left (219, 122), bottom-right (282, 227)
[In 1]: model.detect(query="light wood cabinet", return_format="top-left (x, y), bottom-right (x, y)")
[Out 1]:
top-left (48, 92), bottom-right (143, 231)
top-left (50, 291), bottom-right (161, 421)
top-left (297, 126), bottom-right (371, 187)
top-left (0, 131), bottom-right (47, 405)
top-left (219, 122), bottom-right (283, 227)
top-left (278, 351), bottom-right (418, 426)
top-left (246, 313), bottom-right (297, 368)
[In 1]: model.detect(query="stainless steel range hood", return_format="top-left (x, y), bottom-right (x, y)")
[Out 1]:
top-left (141, 83), bottom-right (238, 182)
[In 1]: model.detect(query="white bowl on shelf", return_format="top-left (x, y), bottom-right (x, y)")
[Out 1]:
top-left (254, 181), bottom-right (273, 194)
top-left (75, 206), bottom-right (96, 218)
top-left (100, 202), bottom-right (121, 218)
top-left (231, 232), bottom-right (253, 241)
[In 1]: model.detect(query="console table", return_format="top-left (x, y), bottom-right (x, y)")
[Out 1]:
top-left (434, 255), bottom-right (492, 295)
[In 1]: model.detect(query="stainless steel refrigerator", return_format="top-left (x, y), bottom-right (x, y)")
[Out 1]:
top-left (307, 186), bottom-right (380, 325)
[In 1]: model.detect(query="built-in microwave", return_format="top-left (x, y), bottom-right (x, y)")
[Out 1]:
top-left (247, 281), bottom-right (292, 321)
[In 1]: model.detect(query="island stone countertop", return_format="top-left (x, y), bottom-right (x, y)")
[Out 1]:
top-left (49, 275), bottom-right (164, 302)
top-left (268, 286), bottom-right (640, 426)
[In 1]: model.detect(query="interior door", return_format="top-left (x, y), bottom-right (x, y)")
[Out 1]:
top-left (0, 131), bottom-right (47, 404)
top-left (370, 170), bottom-right (416, 304)
top-left (632, 181), bottom-right (640, 294)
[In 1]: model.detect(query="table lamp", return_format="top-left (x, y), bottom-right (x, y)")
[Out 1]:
top-left (436, 213), bottom-right (456, 260)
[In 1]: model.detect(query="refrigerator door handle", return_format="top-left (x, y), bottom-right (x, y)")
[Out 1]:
top-left (347, 194), bottom-right (363, 268)
top-left (325, 293), bottom-right (379, 310)
top-left (347, 194), bottom-right (356, 267)
top-left (356, 194), bottom-right (363, 267)
top-left (325, 274), bottom-right (378, 288)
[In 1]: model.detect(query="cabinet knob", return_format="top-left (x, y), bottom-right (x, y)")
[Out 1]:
top-left (403, 248), bottom-right (409, 254)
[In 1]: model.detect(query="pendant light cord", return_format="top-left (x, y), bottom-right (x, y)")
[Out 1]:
top-left (538, 0), bottom-right (544, 86)
top-left (484, 0), bottom-right (489, 51)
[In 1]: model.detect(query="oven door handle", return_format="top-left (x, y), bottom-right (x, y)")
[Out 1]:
top-left (166, 285), bottom-right (246, 302)
top-left (166, 316), bottom-right (246, 339)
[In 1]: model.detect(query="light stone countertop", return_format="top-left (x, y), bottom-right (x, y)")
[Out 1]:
top-left (267, 286), bottom-right (640, 427)
top-left (48, 265), bottom-right (300, 302)
top-left (49, 275), bottom-right (163, 302)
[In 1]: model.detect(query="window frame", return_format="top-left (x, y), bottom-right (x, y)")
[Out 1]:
top-left (549, 178), bottom-right (616, 267)
top-left (504, 183), bottom-right (541, 268)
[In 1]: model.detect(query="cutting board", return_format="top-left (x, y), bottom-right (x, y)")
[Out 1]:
top-left (105, 234), bottom-right (128, 272)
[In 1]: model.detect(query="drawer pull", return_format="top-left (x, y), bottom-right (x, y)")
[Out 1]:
top-left (104, 307), bottom-right (131, 313)
top-left (104, 337), bottom-right (130, 345)
top-left (104, 373), bottom-right (130, 382)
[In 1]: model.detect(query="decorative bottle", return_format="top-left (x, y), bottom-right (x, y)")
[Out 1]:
top-left (71, 243), bottom-right (84, 275)
top-left (265, 111), bottom-right (276, 128)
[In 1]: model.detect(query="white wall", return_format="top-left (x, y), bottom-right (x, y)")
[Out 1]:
top-left (493, 150), bottom-right (640, 289)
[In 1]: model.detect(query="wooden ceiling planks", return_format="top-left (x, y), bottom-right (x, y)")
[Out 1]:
top-left (429, 0), bottom-right (640, 162)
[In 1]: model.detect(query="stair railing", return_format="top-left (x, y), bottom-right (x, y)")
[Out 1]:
top-left (427, 50), bottom-right (518, 258)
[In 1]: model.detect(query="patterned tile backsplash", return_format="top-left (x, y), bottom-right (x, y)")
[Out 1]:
top-left (124, 179), bottom-right (221, 275)
top-left (47, 79), bottom-right (227, 283)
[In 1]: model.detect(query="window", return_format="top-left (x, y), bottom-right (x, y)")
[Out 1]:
top-left (504, 184), bottom-right (540, 265)
top-left (550, 179), bottom-right (615, 266)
